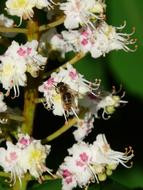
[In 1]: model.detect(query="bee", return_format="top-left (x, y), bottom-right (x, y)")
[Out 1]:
top-left (55, 82), bottom-right (79, 120)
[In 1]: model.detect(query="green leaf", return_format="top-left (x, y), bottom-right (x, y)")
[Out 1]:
top-left (110, 163), bottom-right (143, 189)
top-left (74, 55), bottom-right (109, 89)
top-left (107, 0), bottom-right (143, 98)
top-left (28, 179), bottom-right (62, 190)
top-left (0, 177), bottom-right (10, 190)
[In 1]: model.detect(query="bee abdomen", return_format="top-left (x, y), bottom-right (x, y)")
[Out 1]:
top-left (62, 92), bottom-right (73, 105)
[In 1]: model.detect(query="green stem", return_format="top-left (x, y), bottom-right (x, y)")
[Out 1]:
top-left (11, 176), bottom-right (29, 190)
top-left (43, 52), bottom-right (86, 79)
top-left (0, 26), bottom-right (28, 33)
top-left (39, 16), bottom-right (65, 32)
top-left (0, 171), bottom-right (10, 178)
top-left (21, 20), bottom-right (40, 135)
top-left (21, 88), bottom-right (38, 134)
top-left (45, 108), bottom-right (87, 142)
top-left (47, 117), bottom-right (78, 142)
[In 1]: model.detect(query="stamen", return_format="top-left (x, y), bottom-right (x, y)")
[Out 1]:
top-left (102, 111), bottom-right (111, 120)
top-left (112, 85), bottom-right (122, 95)
top-left (116, 21), bottom-right (126, 30)
top-left (87, 164), bottom-right (99, 184)
top-left (0, 118), bottom-right (8, 124)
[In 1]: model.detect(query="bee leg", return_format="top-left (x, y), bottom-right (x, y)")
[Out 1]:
top-left (63, 108), bottom-right (68, 123)
top-left (71, 107), bottom-right (79, 121)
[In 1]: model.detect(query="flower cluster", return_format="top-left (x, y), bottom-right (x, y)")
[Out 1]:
top-left (0, 40), bottom-right (47, 97)
top-left (79, 88), bottom-right (128, 119)
top-left (58, 133), bottom-right (134, 190)
top-left (49, 22), bottom-right (136, 59)
top-left (0, 0), bottom-right (136, 189)
top-left (60, 0), bottom-right (105, 29)
top-left (0, 134), bottom-right (51, 185)
top-left (39, 63), bottom-right (100, 120)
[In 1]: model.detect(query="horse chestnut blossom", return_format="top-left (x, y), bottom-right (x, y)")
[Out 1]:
top-left (38, 64), bottom-right (100, 119)
top-left (79, 87), bottom-right (128, 119)
top-left (0, 40), bottom-right (47, 97)
top-left (60, 0), bottom-right (105, 29)
top-left (73, 112), bottom-right (95, 141)
top-left (0, 134), bottom-right (52, 185)
top-left (50, 22), bottom-right (136, 59)
top-left (57, 134), bottom-right (134, 190)
top-left (5, 0), bottom-right (55, 21)
top-left (0, 0), bottom-right (136, 189)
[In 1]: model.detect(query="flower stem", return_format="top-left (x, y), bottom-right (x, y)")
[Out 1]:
top-left (39, 16), bottom-right (65, 32)
top-left (21, 20), bottom-right (40, 135)
top-left (60, 52), bottom-right (86, 70)
top-left (0, 26), bottom-right (28, 33)
top-left (43, 52), bottom-right (86, 79)
top-left (12, 176), bottom-right (29, 190)
top-left (47, 117), bottom-right (78, 142)
top-left (45, 108), bottom-right (87, 142)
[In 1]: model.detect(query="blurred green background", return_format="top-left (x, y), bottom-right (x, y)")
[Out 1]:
top-left (0, 0), bottom-right (143, 190)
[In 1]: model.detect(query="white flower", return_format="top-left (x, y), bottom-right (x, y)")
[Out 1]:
top-left (73, 112), bottom-right (94, 141)
top-left (0, 55), bottom-right (27, 97)
top-left (5, 0), bottom-right (56, 20)
top-left (0, 142), bottom-right (25, 185)
top-left (58, 134), bottom-right (134, 189)
top-left (91, 134), bottom-right (134, 167)
top-left (79, 88), bottom-right (128, 119)
top-left (20, 139), bottom-right (51, 179)
top-left (60, 0), bottom-right (105, 29)
top-left (6, 40), bottom-right (47, 78)
top-left (53, 21), bottom-right (136, 58)
top-left (95, 21), bottom-right (137, 53)
top-left (19, 40), bottom-right (47, 77)
top-left (50, 34), bottom-right (72, 58)
top-left (39, 64), bottom-right (99, 119)
top-left (0, 40), bottom-right (47, 97)
top-left (0, 135), bottom-right (53, 185)
top-left (58, 142), bottom-right (93, 189)
top-left (95, 93), bottom-right (128, 119)
top-left (5, 0), bottom-right (36, 20)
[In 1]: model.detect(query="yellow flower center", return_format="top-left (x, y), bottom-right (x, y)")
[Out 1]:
top-left (10, 0), bottom-right (28, 9)
top-left (29, 149), bottom-right (43, 164)
top-left (2, 62), bottom-right (14, 76)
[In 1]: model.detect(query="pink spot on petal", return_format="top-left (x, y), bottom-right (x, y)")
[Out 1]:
top-left (65, 177), bottom-right (73, 184)
top-left (81, 31), bottom-right (89, 37)
top-left (81, 38), bottom-right (88, 46)
top-left (63, 169), bottom-right (72, 178)
top-left (44, 78), bottom-right (55, 89)
top-left (10, 152), bottom-right (18, 160)
top-left (76, 160), bottom-right (84, 167)
top-left (19, 137), bottom-right (28, 145)
top-left (79, 152), bottom-right (88, 162)
top-left (27, 47), bottom-right (32, 55)
top-left (17, 48), bottom-right (26, 56)
top-left (69, 71), bottom-right (78, 80)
